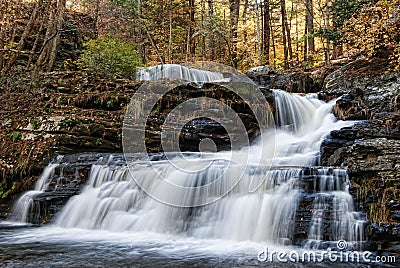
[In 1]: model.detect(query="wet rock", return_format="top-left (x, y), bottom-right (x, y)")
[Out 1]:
top-left (319, 59), bottom-right (400, 250)
top-left (387, 200), bottom-right (400, 211)
top-left (322, 64), bottom-right (400, 121)
top-left (246, 66), bottom-right (320, 93)
top-left (392, 212), bottom-right (400, 221)
top-left (179, 117), bottom-right (231, 152)
top-left (322, 58), bottom-right (397, 97)
top-left (368, 223), bottom-right (400, 254)
top-left (22, 153), bottom-right (121, 224)
top-left (325, 138), bottom-right (400, 174)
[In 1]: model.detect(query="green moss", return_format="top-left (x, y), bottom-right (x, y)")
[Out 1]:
top-left (95, 138), bottom-right (103, 146)
top-left (31, 118), bottom-right (41, 130)
top-left (0, 181), bottom-right (16, 199)
top-left (9, 132), bottom-right (21, 142)
top-left (59, 118), bottom-right (78, 128)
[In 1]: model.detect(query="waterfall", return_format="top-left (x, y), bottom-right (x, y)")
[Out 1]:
top-left (273, 90), bottom-right (319, 132)
top-left (10, 86), bottom-right (366, 247)
top-left (48, 90), bottom-right (365, 245)
top-left (10, 162), bottom-right (60, 223)
top-left (136, 64), bottom-right (226, 82)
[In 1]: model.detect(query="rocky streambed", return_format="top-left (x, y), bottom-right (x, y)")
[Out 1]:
top-left (246, 60), bottom-right (400, 254)
top-left (0, 71), bottom-right (268, 218)
top-left (1, 59), bottom-right (399, 255)
top-left (320, 60), bottom-right (400, 253)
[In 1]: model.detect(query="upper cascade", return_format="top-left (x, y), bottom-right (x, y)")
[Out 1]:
top-left (273, 89), bottom-right (321, 133)
top-left (136, 64), bottom-right (226, 82)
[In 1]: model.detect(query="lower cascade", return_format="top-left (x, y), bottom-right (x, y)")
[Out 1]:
top-left (10, 89), bottom-right (367, 249)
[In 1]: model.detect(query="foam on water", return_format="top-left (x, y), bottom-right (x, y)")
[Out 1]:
top-left (9, 69), bottom-right (366, 255)
top-left (49, 90), bottom-right (362, 245)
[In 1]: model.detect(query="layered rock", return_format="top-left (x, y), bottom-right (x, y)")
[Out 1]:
top-left (246, 66), bottom-right (321, 93)
top-left (20, 153), bottom-right (116, 224)
top-left (320, 58), bottom-right (400, 251)
top-left (0, 72), bottom-right (274, 218)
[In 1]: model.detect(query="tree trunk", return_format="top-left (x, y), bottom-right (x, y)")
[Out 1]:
top-left (1, 0), bottom-right (42, 75)
top-left (295, 2), bottom-right (299, 63)
top-left (263, 0), bottom-right (271, 65)
top-left (47, 0), bottom-right (66, 71)
top-left (287, 0), bottom-right (294, 65)
top-left (242, 0), bottom-right (249, 43)
top-left (133, 6), bottom-right (165, 64)
top-left (27, 2), bottom-right (49, 68)
top-left (168, 0), bottom-right (173, 63)
top-left (306, 0), bottom-right (315, 59)
top-left (33, 3), bottom-right (56, 81)
top-left (256, 3), bottom-right (262, 65)
top-left (93, 0), bottom-right (100, 37)
top-left (280, 0), bottom-right (288, 69)
top-left (201, 0), bottom-right (206, 58)
top-left (229, 0), bottom-right (240, 68)
top-left (208, 0), bottom-right (214, 60)
top-left (271, 14), bottom-right (276, 67)
top-left (137, 0), bottom-right (146, 63)
top-left (283, 0), bottom-right (292, 67)
top-left (324, 0), bottom-right (331, 63)
top-left (188, 0), bottom-right (196, 57)
top-left (303, 18), bottom-right (307, 62)
top-left (146, 28), bottom-right (165, 64)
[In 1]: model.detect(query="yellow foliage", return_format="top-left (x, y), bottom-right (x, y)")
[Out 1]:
top-left (343, 0), bottom-right (400, 68)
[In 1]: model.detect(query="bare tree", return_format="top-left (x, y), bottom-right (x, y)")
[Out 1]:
top-left (187, 0), bottom-right (196, 58)
top-left (280, 0), bottom-right (288, 69)
top-left (306, 0), bottom-right (315, 60)
top-left (229, 0), bottom-right (240, 67)
top-left (1, 0), bottom-right (43, 75)
top-left (208, 0), bottom-right (215, 60)
top-left (47, 0), bottom-right (66, 71)
top-left (263, 0), bottom-right (271, 65)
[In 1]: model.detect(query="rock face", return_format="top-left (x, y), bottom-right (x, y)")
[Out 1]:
top-left (320, 59), bottom-right (400, 250)
top-left (246, 66), bottom-right (321, 93)
top-left (21, 153), bottom-right (117, 224)
top-left (0, 72), bottom-right (274, 217)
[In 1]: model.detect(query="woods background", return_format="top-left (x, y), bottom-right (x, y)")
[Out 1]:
top-left (0, 0), bottom-right (399, 78)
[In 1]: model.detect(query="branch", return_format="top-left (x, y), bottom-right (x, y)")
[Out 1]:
top-left (0, 49), bottom-right (31, 54)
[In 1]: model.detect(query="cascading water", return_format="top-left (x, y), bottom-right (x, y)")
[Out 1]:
top-left (136, 64), bottom-right (226, 82)
top-left (10, 161), bottom-right (60, 223)
top-left (16, 89), bottom-right (363, 248)
top-left (5, 61), bottom-right (370, 266)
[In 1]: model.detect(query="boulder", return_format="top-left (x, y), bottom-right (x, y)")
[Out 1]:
top-left (246, 66), bottom-right (320, 93)
top-left (320, 59), bottom-right (400, 250)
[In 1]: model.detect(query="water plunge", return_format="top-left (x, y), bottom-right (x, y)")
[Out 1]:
top-left (136, 64), bottom-right (226, 82)
top-left (10, 87), bottom-right (366, 248)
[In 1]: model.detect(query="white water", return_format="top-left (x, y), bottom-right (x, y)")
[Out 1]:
top-left (136, 64), bottom-right (226, 82)
top-left (7, 85), bottom-right (367, 251)
top-left (46, 90), bottom-right (364, 245)
top-left (10, 163), bottom-right (60, 223)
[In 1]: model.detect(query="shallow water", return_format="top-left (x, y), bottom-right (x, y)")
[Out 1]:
top-left (0, 222), bottom-right (393, 267)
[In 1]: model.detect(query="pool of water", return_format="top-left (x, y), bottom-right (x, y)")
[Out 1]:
top-left (1, 222), bottom-right (393, 267)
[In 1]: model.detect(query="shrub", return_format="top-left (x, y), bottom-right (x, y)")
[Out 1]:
top-left (9, 132), bottom-right (21, 142)
top-left (76, 37), bottom-right (143, 79)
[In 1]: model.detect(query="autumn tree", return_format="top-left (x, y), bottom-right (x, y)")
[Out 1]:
top-left (328, 0), bottom-right (363, 58)
top-left (343, 0), bottom-right (400, 67)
